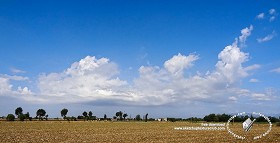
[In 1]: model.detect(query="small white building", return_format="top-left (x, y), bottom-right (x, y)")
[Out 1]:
top-left (157, 118), bottom-right (167, 121)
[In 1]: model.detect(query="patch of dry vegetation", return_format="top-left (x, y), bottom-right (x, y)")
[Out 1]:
top-left (0, 121), bottom-right (279, 142)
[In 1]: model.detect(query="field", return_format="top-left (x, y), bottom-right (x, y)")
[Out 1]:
top-left (0, 121), bottom-right (279, 142)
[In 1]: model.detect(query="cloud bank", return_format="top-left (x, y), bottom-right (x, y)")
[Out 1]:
top-left (0, 26), bottom-right (275, 106)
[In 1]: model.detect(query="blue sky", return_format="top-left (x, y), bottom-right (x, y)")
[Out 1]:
top-left (0, 0), bottom-right (279, 118)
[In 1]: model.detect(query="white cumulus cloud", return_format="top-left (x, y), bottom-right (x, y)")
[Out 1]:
top-left (238, 25), bottom-right (253, 47)
top-left (0, 76), bottom-right (31, 96)
top-left (132, 28), bottom-right (257, 104)
top-left (17, 86), bottom-right (32, 95)
top-left (215, 45), bottom-right (249, 83)
top-left (0, 26), bottom-right (268, 106)
top-left (0, 77), bottom-right (13, 95)
top-left (33, 47), bottom-right (255, 105)
top-left (38, 56), bottom-right (128, 103)
top-left (164, 53), bottom-right (199, 77)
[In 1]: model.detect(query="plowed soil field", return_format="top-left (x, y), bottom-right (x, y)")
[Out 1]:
top-left (0, 121), bottom-right (279, 142)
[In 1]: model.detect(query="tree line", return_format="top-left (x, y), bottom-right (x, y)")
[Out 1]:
top-left (203, 113), bottom-right (280, 123)
top-left (6, 107), bottom-right (48, 121)
top-left (174, 113), bottom-right (280, 123)
top-left (3, 107), bottom-right (280, 123)
top-left (4, 107), bottom-right (149, 122)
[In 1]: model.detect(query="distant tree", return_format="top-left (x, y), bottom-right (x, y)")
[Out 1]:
top-left (77, 116), bottom-right (84, 120)
top-left (119, 111), bottom-right (123, 120)
top-left (6, 114), bottom-right (15, 121)
top-left (203, 114), bottom-right (210, 122)
top-left (204, 113), bottom-right (219, 122)
top-left (89, 111), bottom-right (93, 120)
top-left (234, 116), bottom-right (243, 122)
top-left (83, 111), bottom-right (88, 117)
top-left (36, 109), bottom-right (46, 120)
top-left (187, 117), bottom-right (203, 122)
top-left (45, 114), bottom-right (48, 120)
top-left (25, 112), bottom-right (30, 120)
top-left (256, 116), bottom-right (267, 122)
top-left (15, 107), bottom-right (23, 118)
top-left (218, 114), bottom-right (231, 122)
top-left (83, 111), bottom-right (88, 121)
top-left (104, 114), bottom-right (107, 120)
top-left (19, 114), bottom-right (25, 121)
top-left (25, 112), bottom-right (32, 121)
top-left (270, 116), bottom-right (280, 123)
top-left (123, 113), bottom-right (128, 120)
top-left (89, 111), bottom-right (93, 117)
top-left (116, 111), bottom-right (123, 121)
top-left (115, 112), bottom-right (119, 119)
top-left (135, 114), bottom-right (141, 121)
top-left (71, 116), bottom-right (77, 121)
top-left (61, 108), bottom-right (68, 119)
top-left (145, 113), bottom-right (148, 122)
top-left (167, 118), bottom-right (176, 122)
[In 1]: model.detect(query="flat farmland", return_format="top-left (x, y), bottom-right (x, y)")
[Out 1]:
top-left (0, 121), bottom-right (279, 142)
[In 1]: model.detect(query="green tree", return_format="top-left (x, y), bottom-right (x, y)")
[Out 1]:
top-left (6, 114), bottom-right (15, 121)
top-left (25, 112), bottom-right (30, 120)
top-left (116, 111), bottom-right (123, 121)
top-left (25, 112), bottom-right (32, 121)
top-left (123, 113), bottom-right (128, 120)
top-left (15, 107), bottom-right (23, 118)
top-left (19, 114), bottom-right (25, 121)
top-left (218, 114), bottom-right (230, 122)
top-left (135, 114), bottom-right (141, 121)
top-left (61, 108), bottom-right (68, 119)
top-left (83, 111), bottom-right (88, 121)
top-left (204, 113), bottom-right (218, 122)
top-left (36, 109), bottom-right (46, 120)
top-left (89, 111), bottom-right (93, 120)
top-left (115, 112), bottom-right (120, 119)
top-left (145, 113), bottom-right (148, 122)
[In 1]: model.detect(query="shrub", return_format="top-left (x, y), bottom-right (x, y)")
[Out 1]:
top-left (19, 114), bottom-right (25, 121)
top-left (276, 122), bottom-right (280, 127)
top-left (135, 114), bottom-right (141, 121)
top-left (71, 116), bottom-right (77, 121)
top-left (6, 114), bottom-right (15, 121)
